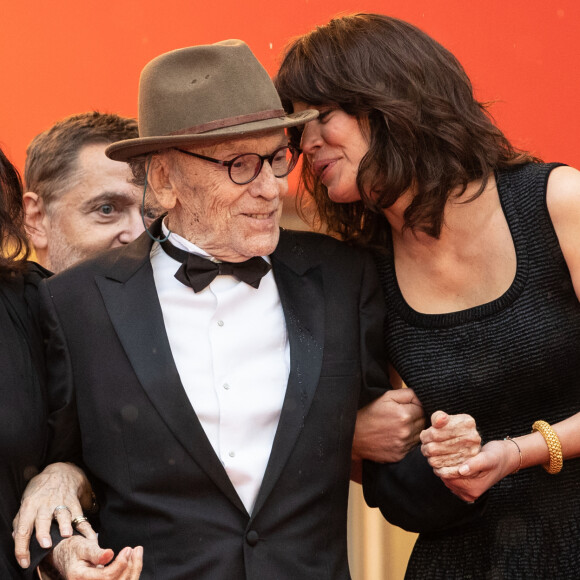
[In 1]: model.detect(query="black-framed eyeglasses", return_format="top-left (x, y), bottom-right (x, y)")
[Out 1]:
top-left (173, 145), bottom-right (301, 185)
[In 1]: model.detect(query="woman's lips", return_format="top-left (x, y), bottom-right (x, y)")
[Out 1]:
top-left (312, 159), bottom-right (337, 181)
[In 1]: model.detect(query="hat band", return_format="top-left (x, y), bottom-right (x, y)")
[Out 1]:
top-left (168, 109), bottom-right (286, 136)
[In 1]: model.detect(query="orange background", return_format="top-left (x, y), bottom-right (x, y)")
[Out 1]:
top-left (1, 0), bottom-right (579, 177)
top-left (0, 4), bottom-right (577, 577)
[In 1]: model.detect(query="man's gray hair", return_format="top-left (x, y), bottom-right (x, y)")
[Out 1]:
top-left (25, 111), bottom-right (138, 210)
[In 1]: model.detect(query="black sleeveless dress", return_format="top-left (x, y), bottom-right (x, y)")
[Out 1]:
top-left (374, 163), bottom-right (580, 579)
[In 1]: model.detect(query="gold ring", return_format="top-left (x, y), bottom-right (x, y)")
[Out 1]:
top-left (52, 505), bottom-right (71, 520)
top-left (71, 515), bottom-right (89, 528)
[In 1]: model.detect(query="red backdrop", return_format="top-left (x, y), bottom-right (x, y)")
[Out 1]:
top-left (1, 0), bottom-right (579, 176)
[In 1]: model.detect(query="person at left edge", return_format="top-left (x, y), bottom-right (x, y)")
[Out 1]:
top-left (0, 147), bottom-right (142, 579)
top-left (13, 40), bottom-right (459, 578)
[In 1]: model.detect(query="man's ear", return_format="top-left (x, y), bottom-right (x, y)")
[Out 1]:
top-left (22, 191), bottom-right (49, 251)
top-left (147, 155), bottom-right (177, 210)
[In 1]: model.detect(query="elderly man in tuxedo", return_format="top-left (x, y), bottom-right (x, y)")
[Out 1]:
top-left (28, 40), bottom-right (399, 579)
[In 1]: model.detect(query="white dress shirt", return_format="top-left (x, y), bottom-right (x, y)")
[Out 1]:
top-left (150, 225), bottom-right (290, 514)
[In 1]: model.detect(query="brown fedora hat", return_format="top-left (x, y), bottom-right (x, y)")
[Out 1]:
top-left (106, 39), bottom-right (317, 161)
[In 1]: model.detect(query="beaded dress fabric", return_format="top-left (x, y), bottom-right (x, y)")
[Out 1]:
top-left (374, 163), bottom-right (580, 579)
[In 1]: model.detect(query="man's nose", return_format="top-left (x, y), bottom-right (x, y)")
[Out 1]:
top-left (247, 161), bottom-right (286, 200)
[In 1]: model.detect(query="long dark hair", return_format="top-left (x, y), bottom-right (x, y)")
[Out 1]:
top-left (0, 147), bottom-right (30, 275)
top-left (275, 13), bottom-right (538, 243)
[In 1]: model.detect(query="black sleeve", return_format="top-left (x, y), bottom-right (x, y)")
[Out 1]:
top-left (28, 524), bottom-right (70, 577)
top-left (358, 250), bottom-right (390, 407)
top-left (363, 446), bottom-right (487, 533)
top-left (38, 279), bottom-right (83, 465)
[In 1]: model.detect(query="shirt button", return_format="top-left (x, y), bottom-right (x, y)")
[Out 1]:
top-left (217, 320), bottom-right (224, 327)
top-left (229, 451), bottom-right (235, 458)
top-left (246, 530), bottom-right (259, 546)
top-left (223, 383), bottom-right (230, 390)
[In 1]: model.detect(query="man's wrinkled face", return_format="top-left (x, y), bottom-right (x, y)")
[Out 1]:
top-left (45, 143), bottom-right (154, 272)
top-left (165, 130), bottom-right (289, 262)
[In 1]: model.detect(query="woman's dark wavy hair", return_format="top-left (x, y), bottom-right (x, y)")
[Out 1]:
top-left (275, 13), bottom-right (539, 244)
top-left (0, 147), bottom-right (30, 275)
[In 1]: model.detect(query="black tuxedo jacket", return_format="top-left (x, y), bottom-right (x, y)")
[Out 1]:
top-left (41, 228), bottom-right (390, 579)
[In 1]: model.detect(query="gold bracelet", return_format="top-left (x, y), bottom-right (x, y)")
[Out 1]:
top-left (504, 437), bottom-right (522, 474)
top-left (532, 420), bottom-right (563, 474)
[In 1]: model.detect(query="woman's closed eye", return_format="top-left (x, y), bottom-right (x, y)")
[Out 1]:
top-left (317, 109), bottom-right (334, 123)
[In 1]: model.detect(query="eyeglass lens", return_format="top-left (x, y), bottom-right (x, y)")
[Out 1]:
top-left (229, 147), bottom-right (297, 184)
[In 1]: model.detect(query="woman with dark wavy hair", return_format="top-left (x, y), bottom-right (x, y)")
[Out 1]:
top-left (276, 13), bottom-right (580, 578)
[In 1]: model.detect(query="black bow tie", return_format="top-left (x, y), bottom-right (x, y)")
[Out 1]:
top-left (160, 240), bottom-right (271, 293)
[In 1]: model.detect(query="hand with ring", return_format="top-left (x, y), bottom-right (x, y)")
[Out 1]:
top-left (13, 462), bottom-right (97, 570)
top-left (71, 515), bottom-right (90, 528)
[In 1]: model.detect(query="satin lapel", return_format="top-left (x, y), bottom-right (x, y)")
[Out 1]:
top-left (95, 233), bottom-right (247, 515)
top-left (251, 231), bottom-right (325, 517)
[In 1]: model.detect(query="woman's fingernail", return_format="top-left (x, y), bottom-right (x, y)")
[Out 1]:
top-left (19, 559), bottom-right (29, 569)
top-left (41, 538), bottom-right (51, 548)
